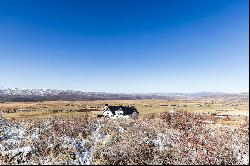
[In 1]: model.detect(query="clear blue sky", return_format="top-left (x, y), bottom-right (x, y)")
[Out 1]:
top-left (0, 0), bottom-right (249, 93)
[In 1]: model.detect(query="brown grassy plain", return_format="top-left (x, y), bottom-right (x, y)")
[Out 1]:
top-left (0, 99), bottom-right (248, 121)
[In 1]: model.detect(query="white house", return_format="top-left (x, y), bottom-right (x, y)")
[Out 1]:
top-left (102, 104), bottom-right (138, 119)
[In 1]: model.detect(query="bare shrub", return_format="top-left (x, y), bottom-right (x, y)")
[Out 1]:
top-left (0, 110), bottom-right (249, 165)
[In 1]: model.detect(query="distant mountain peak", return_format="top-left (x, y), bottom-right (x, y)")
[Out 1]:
top-left (0, 88), bottom-right (248, 102)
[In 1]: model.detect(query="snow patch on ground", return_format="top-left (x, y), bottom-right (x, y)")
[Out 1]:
top-left (1, 146), bottom-right (32, 157)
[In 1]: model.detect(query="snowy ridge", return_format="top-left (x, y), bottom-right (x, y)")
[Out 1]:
top-left (1, 88), bottom-right (247, 102)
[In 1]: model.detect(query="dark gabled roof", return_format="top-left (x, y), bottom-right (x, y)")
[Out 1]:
top-left (106, 105), bottom-right (138, 115)
top-left (107, 106), bottom-right (122, 114)
top-left (120, 106), bottom-right (138, 115)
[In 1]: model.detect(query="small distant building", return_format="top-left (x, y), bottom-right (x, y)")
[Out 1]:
top-left (102, 104), bottom-right (139, 119)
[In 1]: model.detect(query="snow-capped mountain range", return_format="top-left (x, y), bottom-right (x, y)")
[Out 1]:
top-left (0, 88), bottom-right (248, 102)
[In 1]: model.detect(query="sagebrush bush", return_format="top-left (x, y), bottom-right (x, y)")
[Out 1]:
top-left (0, 111), bottom-right (249, 165)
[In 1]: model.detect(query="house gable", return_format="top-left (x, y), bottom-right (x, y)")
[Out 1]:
top-left (103, 110), bottom-right (114, 117)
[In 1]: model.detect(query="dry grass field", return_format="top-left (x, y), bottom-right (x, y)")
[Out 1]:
top-left (0, 98), bottom-right (249, 165)
top-left (0, 99), bottom-right (248, 120)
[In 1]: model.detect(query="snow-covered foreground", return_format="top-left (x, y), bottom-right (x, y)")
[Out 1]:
top-left (0, 111), bottom-right (249, 165)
